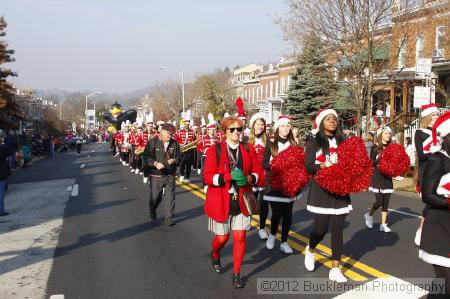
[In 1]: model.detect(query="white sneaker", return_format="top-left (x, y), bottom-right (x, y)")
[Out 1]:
top-left (258, 229), bottom-right (269, 240)
top-left (179, 176), bottom-right (184, 183)
top-left (379, 223), bottom-right (392, 233)
top-left (280, 242), bottom-right (293, 254)
top-left (364, 213), bottom-right (373, 229)
top-left (203, 186), bottom-right (208, 193)
top-left (329, 268), bottom-right (347, 283)
top-left (184, 178), bottom-right (191, 183)
top-left (143, 177), bottom-right (148, 184)
top-left (122, 161), bottom-right (126, 166)
top-left (140, 172), bottom-right (144, 175)
top-left (304, 245), bottom-right (315, 272)
top-left (134, 169), bottom-right (139, 174)
top-left (415, 228), bottom-right (422, 246)
top-left (197, 169), bottom-right (201, 175)
top-left (266, 234), bottom-right (275, 250)
top-left (130, 168), bottom-right (135, 173)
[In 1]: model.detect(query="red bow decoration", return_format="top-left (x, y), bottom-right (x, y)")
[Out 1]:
top-left (270, 146), bottom-right (311, 197)
top-left (378, 143), bottom-right (410, 178)
top-left (315, 137), bottom-right (373, 196)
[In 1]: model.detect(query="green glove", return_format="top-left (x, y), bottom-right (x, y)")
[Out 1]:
top-left (231, 169), bottom-right (248, 187)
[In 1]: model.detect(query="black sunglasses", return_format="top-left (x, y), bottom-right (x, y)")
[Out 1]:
top-left (227, 127), bottom-right (244, 133)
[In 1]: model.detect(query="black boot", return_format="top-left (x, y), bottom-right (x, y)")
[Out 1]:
top-left (211, 252), bottom-right (222, 273)
top-left (232, 273), bottom-right (245, 288)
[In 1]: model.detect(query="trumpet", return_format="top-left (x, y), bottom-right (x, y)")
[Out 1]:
top-left (180, 140), bottom-right (199, 154)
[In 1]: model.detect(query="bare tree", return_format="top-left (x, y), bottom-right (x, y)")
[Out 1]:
top-left (278, 0), bottom-right (433, 135)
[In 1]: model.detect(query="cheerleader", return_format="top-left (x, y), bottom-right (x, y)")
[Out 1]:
top-left (419, 112), bottom-right (450, 295)
top-left (414, 103), bottom-right (440, 246)
top-left (262, 116), bottom-right (298, 254)
top-left (365, 127), bottom-right (394, 233)
top-left (304, 108), bottom-right (350, 283)
top-left (248, 113), bottom-right (269, 240)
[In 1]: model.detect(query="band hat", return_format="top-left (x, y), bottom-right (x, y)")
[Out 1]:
top-left (421, 103), bottom-right (439, 118)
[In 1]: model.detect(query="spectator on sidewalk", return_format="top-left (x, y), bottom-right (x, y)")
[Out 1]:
top-left (0, 137), bottom-right (13, 216)
top-left (4, 130), bottom-right (17, 170)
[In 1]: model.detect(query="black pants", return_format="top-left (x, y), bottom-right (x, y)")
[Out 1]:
top-left (180, 151), bottom-right (194, 179)
top-left (309, 213), bottom-right (346, 261)
top-left (372, 193), bottom-right (391, 212)
top-left (269, 201), bottom-right (294, 242)
top-left (432, 265), bottom-right (450, 295)
top-left (143, 164), bottom-right (149, 178)
top-left (258, 191), bottom-right (270, 230)
top-left (132, 154), bottom-right (142, 171)
top-left (149, 175), bottom-right (176, 220)
top-left (121, 151), bottom-right (129, 163)
top-left (76, 144), bottom-right (82, 154)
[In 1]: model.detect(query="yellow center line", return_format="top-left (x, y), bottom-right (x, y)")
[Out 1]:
top-left (176, 179), bottom-right (390, 281)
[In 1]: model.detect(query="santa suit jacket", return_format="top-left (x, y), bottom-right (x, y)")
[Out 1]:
top-left (203, 141), bottom-right (261, 222)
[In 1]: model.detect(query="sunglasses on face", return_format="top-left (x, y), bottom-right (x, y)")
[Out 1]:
top-left (227, 127), bottom-right (243, 133)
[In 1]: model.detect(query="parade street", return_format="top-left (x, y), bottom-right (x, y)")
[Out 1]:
top-left (0, 143), bottom-right (435, 299)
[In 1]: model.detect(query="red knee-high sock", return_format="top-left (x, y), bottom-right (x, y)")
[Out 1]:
top-left (232, 230), bottom-right (246, 275)
top-left (212, 234), bottom-right (229, 260)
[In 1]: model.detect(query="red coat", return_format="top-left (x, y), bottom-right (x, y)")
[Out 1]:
top-left (204, 141), bottom-right (262, 222)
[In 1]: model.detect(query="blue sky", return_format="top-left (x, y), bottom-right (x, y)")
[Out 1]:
top-left (2, 0), bottom-right (289, 93)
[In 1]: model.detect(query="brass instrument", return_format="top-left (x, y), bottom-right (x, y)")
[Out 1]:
top-left (180, 140), bottom-right (199, 153)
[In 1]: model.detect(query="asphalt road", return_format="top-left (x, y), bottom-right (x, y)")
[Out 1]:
top-left (10, 142), bottom-right (436, 298)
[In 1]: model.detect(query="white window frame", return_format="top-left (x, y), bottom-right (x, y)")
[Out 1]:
top-left (416, 34), bottom-right (424, 61)
top-left (436, 26), bottom-right (445, 50)
top-left (399, 39), bottom-right (407, 68)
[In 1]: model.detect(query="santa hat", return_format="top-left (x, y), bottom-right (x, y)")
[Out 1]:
top-left (314, 108), bottom-right (338, 129)
top-left (421, 103), bottom-right (439, 118)
top-left (273, 115), bottom-right (291, 131)
top-left (249, 112), bottom-right (266, 128)
top-left (156, 120), bottom-right (165, 126)
top-left (376, 126), bottom-right (392, 136)
top-left (431, 111), bottom-right (450, 153)
top-left (235, 97), bottom-right (246, 119)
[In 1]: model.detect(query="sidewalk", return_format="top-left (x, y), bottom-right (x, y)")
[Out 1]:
top-left (393, 177), bottom-right (416, 193)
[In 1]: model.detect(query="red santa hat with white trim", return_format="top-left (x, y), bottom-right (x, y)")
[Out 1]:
top-left (311, 108), bottom-right (338, 134)
top-left (249, 112), bottom-right (266, 128)
top-left (273, 115), bottom-right (292, 131)
top-left (430, 111), bottom-right (450, 153)
top-left (421, 103), bottom-right (439, 118)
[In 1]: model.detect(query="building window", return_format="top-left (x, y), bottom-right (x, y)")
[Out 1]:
top-left (399, 39), bottom-right (407, 67)
top-left (275, 80), bottom-right (279, 96)
top-left (436, 26), bottom-right (445, 50)
top-left (416, 35), bottom-right (424, 61)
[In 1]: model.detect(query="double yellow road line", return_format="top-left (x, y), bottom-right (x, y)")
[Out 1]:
top-left (176, 179), bottom-right (390, 281)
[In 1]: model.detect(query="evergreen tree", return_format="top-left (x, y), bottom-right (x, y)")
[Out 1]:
top-left (286, 33), bottom-right (336, 134)
top-left (0, 17), bottom-right (17, 112)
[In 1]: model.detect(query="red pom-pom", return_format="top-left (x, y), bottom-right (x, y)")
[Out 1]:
top-left (315, 137), bottom-right (373, 196)
top-left (270, 146), bottom-right (311, 197)
top-left (255, 153), bottom-right (266, 187)
top-left (378, 143), bottom-right (410, 178)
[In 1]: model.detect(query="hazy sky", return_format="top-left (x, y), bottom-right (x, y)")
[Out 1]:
top-left (2, 0), bottom-right (289, 94)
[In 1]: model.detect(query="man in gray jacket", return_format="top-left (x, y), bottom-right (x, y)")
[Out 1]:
top-left (143, 123), bottom-right (181, 226)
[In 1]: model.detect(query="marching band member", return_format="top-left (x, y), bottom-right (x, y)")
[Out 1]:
top-left (196, 117), bottom-right (207, 174)
top-left (129, 123), bottom-right (138, 173)
top-left (177, 110), bottom-right (196, 183)
top-left (248, 112), bottom-right (270, 240)
top-left (365, 127), bottom-right (394, 232)
top-left (414, 103), bottom-right (440, 246)
top-left (235, 97), bottom-right (250, 142)
top-left (203, 115), bottom-right (261, 288)
top-left (304, 108), bottom-right (350, 283)
top-left (198, 115), bottom-right (221, 192)
top-left (262, 116), bottom-right (297, 254)
top-left (419, 112), bottom-right (450, 295)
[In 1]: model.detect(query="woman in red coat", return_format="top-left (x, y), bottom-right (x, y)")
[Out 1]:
top-left (203, 115), bottom-right (261, 288)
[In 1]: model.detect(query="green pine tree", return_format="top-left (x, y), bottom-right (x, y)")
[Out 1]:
top-left (286, 34), bottom-right (336, 134)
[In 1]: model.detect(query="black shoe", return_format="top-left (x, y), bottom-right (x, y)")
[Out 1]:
top-left (164, 219), bottom-right (176, 226)
top-left (232, 273), bottom-right (245, 288)
top-left (0, 212), bottom-right (9, 217)
top-left (150, 211), bottom-right (157, 221)
top-left (211, 253), bottom-right (222, 274)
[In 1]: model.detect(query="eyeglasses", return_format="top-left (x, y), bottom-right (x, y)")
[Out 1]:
top-left (227, 127), bottom-right (243, 133)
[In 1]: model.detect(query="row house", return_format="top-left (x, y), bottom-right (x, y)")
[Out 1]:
top-left (233, 57), bottom-right (297, 124)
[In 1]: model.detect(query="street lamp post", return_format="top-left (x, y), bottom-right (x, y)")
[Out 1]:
top-left (85, 91), bottom-right (102, 132)
top-left (158, 66), bottom-right (185, 113)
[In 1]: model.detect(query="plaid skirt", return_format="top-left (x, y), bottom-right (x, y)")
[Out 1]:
top-left (208, 213), bottom-right (251, 235)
